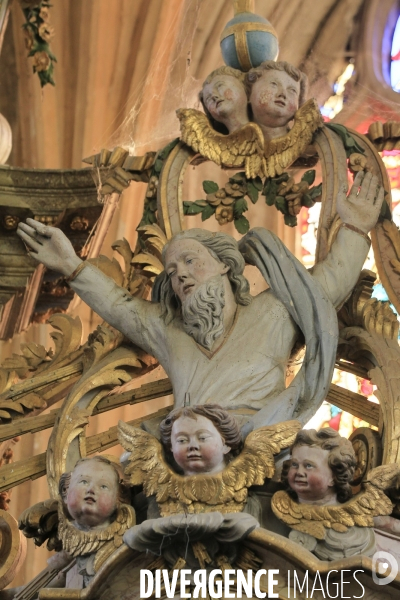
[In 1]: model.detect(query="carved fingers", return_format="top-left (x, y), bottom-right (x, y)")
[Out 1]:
top-left (17, 218), bottom-right (81, 276)
top-left (337, 171), bottom-right (385, 234)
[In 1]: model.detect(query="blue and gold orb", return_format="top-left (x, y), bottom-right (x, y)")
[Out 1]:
top-left (220, 11), bottom-right (279, 72)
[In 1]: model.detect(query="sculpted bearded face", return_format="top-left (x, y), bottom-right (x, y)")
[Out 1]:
top-left (164, 238), bottom-right (229, 303)
top-left (202, 74), bottom-right (248, 132)
top-left (249, 69), bottom-right (300, 128)
top-left (66, 460), bottom-right (119, 529)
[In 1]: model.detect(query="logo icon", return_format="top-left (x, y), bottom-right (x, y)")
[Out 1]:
top-left (372, 551), bottom-right (399, 586)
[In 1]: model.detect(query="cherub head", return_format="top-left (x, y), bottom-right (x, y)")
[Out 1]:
top-left (283, 428), bottom-right (356, 505)
top-left (199, 66), bottom-right (249, 134)
top-left (246, 61), bottom-right (308, 133)
top-left (159, 404), bottom-right (242, 476)
top-left (59, 456), bottom-right (129, 530)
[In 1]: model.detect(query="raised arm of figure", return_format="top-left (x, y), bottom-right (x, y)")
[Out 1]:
top-left (311, 172), bottom-right (384, 308)
top-left (17, 219), bottom-right (163, 356)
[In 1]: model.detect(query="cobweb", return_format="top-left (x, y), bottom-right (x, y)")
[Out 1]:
top-left (105, 0), bottom-right (205, 155)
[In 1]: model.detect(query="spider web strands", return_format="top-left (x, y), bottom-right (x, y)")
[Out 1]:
top-left (0, 405), bottom-right (172, 494)
top-left (0, 377), bottom-right (173, 444)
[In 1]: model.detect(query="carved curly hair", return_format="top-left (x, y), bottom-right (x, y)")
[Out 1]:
top-left (159, 404), bottom-right (242, 457)
top-left (282, 428), bottom-right (356, 503)
top-left (59, 456), bottom-right (130, 513)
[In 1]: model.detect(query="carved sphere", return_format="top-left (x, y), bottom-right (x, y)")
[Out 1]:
top-left (220, 12), bottom-right (279, 72)
top-left (0, 112), bottom-right (12, 164)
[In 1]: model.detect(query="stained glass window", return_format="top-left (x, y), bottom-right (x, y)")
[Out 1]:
top-left (391, 15), bottom-right (400, 92)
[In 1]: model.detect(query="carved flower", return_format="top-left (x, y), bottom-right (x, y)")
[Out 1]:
top-left (146, 175), bottom-right (158, 198)
top-left (38, 23), bottom-right (55, 43)
top-left (349, 153), bottom-right (368, 173)
top-left (287, 197), bottom-right (302, 216)
top-left (33, 214), bottom-right (57, 225)
top-left (2, 215), bottom-right (20, 230)
top-left (277, 177), bottom-right (295, 196)
top-left (225, 181), bottom-right (246, 198)
top-left (285, 181), bottom-right (310, 217)
top-left (70, 216), bottom-right (89, 232)
top-left (23, 26), bottom-right (35, 51)
top-left (32, 51), bottom-right (51, 72)
top-left (206, 189), bottom-right (227, 207)
top-left (39, 7), bottom-right (50, 21)
top-left (215, 204), bottom-right (234, 225)
top-left (285, 181), bottom-right (309, 201)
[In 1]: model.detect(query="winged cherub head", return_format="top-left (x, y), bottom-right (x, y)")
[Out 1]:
top-left (159, 405), bottom-right (242, 476)
top-left (282, 428), bottom-right (356, 505)
top-left (59, 456), bottom-right (129, 530)
top-left (199, 66), bottom-right (249, 134)
top-left (246, 61), bottom-right (308, 141)
top-left (157, 229), bottom-right (251, 350)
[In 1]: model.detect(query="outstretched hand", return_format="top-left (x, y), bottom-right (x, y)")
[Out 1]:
top-left (337, 171), bottom-right (384, 234)
top-left (17, 218), bottom-right (82, 277)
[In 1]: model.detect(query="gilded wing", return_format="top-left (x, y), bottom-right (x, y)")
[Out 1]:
top-left (222, 420), bottom-right (302, 490)
top-left (59, 502), bottom-right (136, 566)
top-left (18, 499), bottom-right (61, 551)
top-left (118, 420), bottom-right (175, 500)
top-left (177, 108), bottom-right (266, 179)
top-left (366, 463), bottom-right (400, 491)
top-left (272, 478), bottom-right (394, 541)
top-left (264, 99), bottom-right (324, 178)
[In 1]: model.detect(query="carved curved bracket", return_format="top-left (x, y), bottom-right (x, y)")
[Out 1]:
top-left (46, 341), bottom-right (151, 498)
top-left (0, 509), bottom-right (27, 591)
top-left (339, 325), bottom-right (400, 465)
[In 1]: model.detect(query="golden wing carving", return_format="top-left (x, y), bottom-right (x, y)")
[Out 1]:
top-left (177, 100), bottom-right (323, 180)
top-left (263, 99), bottom-right (324, 178)
top-left (58, 502), bottom-right (136, 572)
top-left (119, 420), bottom-right (300, 517)
top-left (176, 108), bottom-right (266, 179)
top-left (118, 419), bottom-right (174, 499)
top-left (271, 464), bottom-right (396, 540)
top-left (223, 420), bottom-right (302, 489)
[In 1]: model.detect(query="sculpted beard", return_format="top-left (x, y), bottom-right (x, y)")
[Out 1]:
top-left (181, 275), bottom-right (225, 350)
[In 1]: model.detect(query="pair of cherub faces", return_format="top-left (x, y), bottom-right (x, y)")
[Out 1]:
top-left (201, 63), bottom-right (303, 138)
top-left (62, 407), bottom-right (238, 531)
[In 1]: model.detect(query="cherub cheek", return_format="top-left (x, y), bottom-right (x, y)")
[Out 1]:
top-left (97, 496), bottom-right (115, 516)
top-left (224, 89), bottom-right (234, 100)
top-left (257, 90), bottom-right (274, 106)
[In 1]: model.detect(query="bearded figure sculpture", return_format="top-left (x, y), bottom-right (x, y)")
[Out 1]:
top-left (17, 169), bottom-right (382, 435)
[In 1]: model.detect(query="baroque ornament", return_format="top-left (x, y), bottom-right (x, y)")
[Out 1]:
top-left (118, 419), bottom-right (301, 516)
top-left (177, 98), bottom-right (323, 180)
top-left (3, 1), bottom-right (400, 598)
top-left (271, 464), bottom-right (397, 541)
